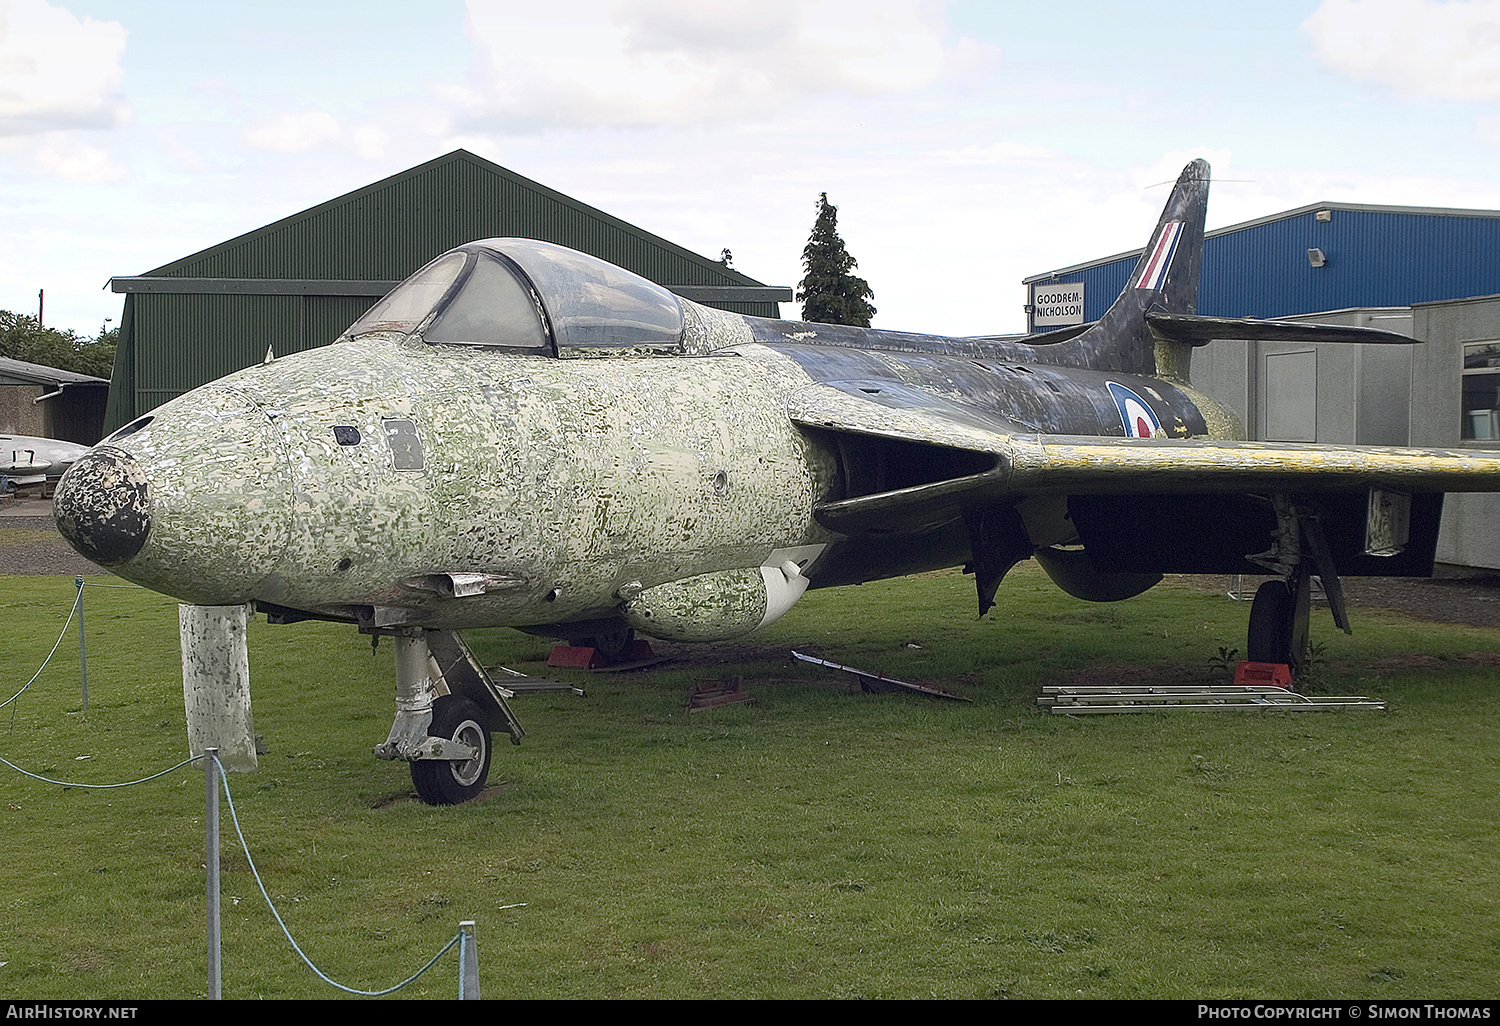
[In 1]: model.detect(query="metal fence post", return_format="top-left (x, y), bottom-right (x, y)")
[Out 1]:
top-left (459, 920), bottom-right (479, 999)
top-left (205, 747), bottom-right (221, 1000)
top-left (74, 577), bottom-right (87, 710)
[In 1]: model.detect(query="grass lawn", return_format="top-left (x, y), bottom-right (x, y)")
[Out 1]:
top-left (1, 566), bottom-right (1496, 999)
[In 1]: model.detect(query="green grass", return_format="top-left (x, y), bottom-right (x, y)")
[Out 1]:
top-left (1, 567), bottom-right (1497, 998)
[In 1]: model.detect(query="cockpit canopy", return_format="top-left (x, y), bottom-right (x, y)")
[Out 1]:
top-left (341, 239), bottom-right (687, 356)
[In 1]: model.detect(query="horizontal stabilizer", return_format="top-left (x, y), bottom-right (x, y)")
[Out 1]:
top-left (1146, 311), bottom-right (1417, 347)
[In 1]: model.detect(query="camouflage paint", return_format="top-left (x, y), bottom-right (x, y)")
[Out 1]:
top-left (54, 158), bottom-right (1500, 649)
top-left (60, 327), bottom-right (839, 633)
top-left (179, 603), bottom-right (257, 772)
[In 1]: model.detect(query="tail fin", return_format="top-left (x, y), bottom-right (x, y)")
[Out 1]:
top-left (1065, 159), bottom-right (1210, 379)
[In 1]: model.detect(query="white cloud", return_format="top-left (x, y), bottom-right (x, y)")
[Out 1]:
top-left (450, 0), bottom-right (979, 130)
top-left (243, 110), bottom-right (343, 154)
top-left (0, 0), bottom-right (129, 135)
top-left (242, 109), bottom-right (400, 161)
top-left (29, 133), bottom-right (125, 181)
top-left (1303, 0), bottom-right (1500, 101)
top-left (349, 123), bottom-right (391, 161)
top-left (154, 129), bottom-right (209, 174)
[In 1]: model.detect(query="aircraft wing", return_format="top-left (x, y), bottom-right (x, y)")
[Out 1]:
top-left (787, 381), bottom-right (1500, 536)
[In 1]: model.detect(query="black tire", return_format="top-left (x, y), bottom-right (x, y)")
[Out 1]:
top-left (411, 695), bottom-right (492, 805)
top-left (1247, 580), bottom-right (1294, 665)
top-left (586, 627), bottom-right (635, 665)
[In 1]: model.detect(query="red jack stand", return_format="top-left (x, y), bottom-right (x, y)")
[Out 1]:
top-left (1234, 661), bottom-right (1293, 688)
top-left (547, 639), bottom-right (657, 670)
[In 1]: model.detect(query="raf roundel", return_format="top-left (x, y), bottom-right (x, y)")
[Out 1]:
top-left (1106, 381), bottom-right (1162, 438)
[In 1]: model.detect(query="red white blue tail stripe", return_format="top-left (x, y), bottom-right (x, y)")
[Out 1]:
top-left (1135, 220), bottom-right (1183, 292)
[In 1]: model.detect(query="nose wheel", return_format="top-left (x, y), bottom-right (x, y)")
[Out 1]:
top-left (410, 695), bottom-right (493, 805)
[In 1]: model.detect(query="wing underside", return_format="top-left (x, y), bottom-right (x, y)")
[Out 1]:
top-left (788, 381), bottom-right (1500, 584)
top-left (789, 381), bottom-right (1500, 529)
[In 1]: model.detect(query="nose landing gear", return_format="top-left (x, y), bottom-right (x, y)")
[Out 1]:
top-left (369, 627), bottom-right (525, 805)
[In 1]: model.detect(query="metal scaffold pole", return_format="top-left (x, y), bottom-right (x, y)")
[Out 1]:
top-left (459, 920), bottom-right (479, 999)
top-left (205, 747), bottom-right (221, 1000)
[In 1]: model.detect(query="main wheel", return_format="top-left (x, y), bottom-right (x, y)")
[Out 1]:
top-left (1247, 580), bottom-right (1294, 665)
top-left (411, 695), bottom-right (492, 805)
top-left (586, 627), bottom-right (635, 665)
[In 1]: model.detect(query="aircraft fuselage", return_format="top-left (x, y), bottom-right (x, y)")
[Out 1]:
top-left (55, 321), bottom-right (1233, 639)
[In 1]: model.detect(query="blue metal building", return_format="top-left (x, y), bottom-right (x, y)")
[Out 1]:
top-left (1028, 198), bottom-right (1500, 570)
top-left (1024, 202), bottom-right (1500, 329)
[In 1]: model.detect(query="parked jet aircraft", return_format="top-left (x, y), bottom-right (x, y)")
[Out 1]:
top-left (2, 434), bottom-right (89, 489)
top-left (53, 160), bottom-right (1500, 803)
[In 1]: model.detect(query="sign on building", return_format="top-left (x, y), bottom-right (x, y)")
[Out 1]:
top-left (1030, 282), bottom-right (1086, 329)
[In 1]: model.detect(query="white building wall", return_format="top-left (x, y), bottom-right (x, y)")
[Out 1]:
top-left (1412, 295), bottom-right (1500, 569)
top-left (1193, 303), bottom-right (1500, 570)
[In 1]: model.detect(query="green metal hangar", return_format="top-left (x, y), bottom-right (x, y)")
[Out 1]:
top-left (1025, 200), bottom-right (1500, 570)
top-left (106, 149), bottom-right (790, 431)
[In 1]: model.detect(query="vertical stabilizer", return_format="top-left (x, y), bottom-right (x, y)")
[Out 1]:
top-left (1060, 159), bottom-right (1210, 378)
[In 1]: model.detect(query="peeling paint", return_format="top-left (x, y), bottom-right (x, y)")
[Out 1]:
top-left (179, 603), bottom-right (257, 772)
top-left (53, 162), bottom-right (1500, 650)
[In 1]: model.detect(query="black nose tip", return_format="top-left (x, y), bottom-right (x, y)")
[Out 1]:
top-left (53, 449), bottom-right (152, 566)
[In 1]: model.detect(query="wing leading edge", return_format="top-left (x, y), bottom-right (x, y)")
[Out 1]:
top-left (788, 382), bottom-right (1500, 537)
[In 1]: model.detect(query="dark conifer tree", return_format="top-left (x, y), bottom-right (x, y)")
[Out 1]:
top-left (796, 193), bottom-right (876, 327)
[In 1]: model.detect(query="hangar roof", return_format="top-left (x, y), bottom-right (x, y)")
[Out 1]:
top-left (1024, 200), bottom-right (1500, 324)
top-left (103, 150), bottom-right (789, 430)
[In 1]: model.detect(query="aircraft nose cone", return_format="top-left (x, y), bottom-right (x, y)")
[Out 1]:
top-left (54, 448), bottom-right (152, 566)
top-left (49, 386), bottom-right (293, 604)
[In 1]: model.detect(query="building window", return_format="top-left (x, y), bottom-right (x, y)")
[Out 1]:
top-left (1461, 341), bottom-right (1500, 440)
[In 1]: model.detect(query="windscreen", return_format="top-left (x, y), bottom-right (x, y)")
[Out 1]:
top-left (342, 252), bottom-right (466, 337)
top-left (424, 252), bottom-right (550, 350)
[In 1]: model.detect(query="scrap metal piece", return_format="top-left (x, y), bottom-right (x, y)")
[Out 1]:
top-left (792, 650), bottom-right (971, 702)
top-left (1038, 683), bottom-right (1385, 713)
top-left (485, 664), bottom-right (586, 697)
top-left (687, 675), bottom-right (757, 712)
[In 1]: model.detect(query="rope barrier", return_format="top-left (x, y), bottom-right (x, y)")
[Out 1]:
top-left (2, 584), bottom-right (80, 713)
top-left (0, 744), bottom-right (467, 997)
top-left (214, 755), bottom-right (461, 997)
top-left (2, 589), bottom-right (473, 998)
top-left (0, 751), bottom-right (204, 788)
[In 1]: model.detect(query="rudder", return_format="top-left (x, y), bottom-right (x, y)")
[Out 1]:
top-left (1058, 159), bottom-right (1211, 378)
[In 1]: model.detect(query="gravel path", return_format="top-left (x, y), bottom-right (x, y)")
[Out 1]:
top-left (0, 514), bottom-right (103, 576)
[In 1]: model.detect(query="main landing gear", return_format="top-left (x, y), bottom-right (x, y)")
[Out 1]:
top-left (369, 627), bottom-right (525, 805)
top-left (1247, 574), bottom-right (1308, 668)
top-left (1245, 497), bottom-right (1351, 677)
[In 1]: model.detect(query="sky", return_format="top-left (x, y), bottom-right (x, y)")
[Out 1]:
top-left (7, 0), bottom-right (1500, 339)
